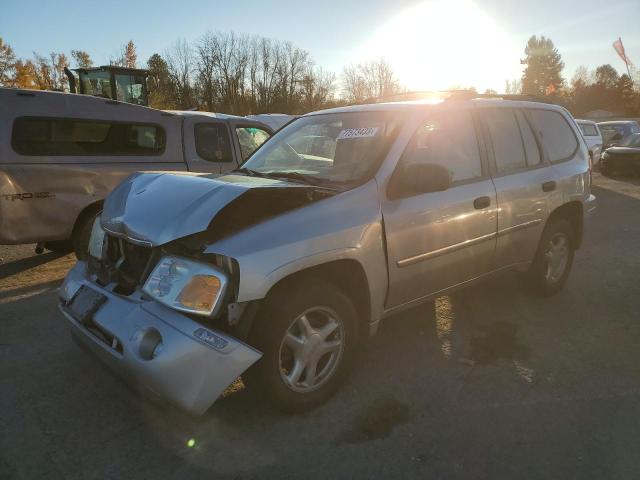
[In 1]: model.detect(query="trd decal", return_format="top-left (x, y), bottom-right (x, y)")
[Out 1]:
top-left (1, 192), bottom-right (56, 201)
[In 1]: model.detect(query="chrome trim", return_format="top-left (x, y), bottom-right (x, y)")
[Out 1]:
top-left (497, 218), bottom-right (543, 237)
top-left (102, 225), bottom-right (154, 247)
top-left (397, 231), bottom-right (497, 268)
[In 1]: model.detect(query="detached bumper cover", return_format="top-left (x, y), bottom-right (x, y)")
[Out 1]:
top-left (58, 262), bottom-right (261, 415)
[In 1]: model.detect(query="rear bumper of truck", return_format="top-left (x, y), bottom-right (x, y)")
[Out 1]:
top-left (58, 262), bottom-right (262, 415)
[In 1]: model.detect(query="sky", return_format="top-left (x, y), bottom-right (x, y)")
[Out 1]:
top-left (1, 0), bottom-right (639, 92)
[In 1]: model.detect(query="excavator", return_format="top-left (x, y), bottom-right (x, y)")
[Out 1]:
top-left (65, 65), bottom-right (150, 106)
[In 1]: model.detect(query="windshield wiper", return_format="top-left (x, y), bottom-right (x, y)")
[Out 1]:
top-left (231, 167), bottom-right (269, 177)
top-left (262, 170), bottom-right (317, 185)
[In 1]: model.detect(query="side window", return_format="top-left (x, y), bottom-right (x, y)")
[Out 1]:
top-left (528, 110), bottom-right (578, 162)
top-left (195, 123), bottom-right (233, 163)
top-left (516, 111), bottom-right (542, 166)
top-left (402, 110), bottom-right (482, 183)
top-left (12, 117), bottom-right (164, 156)
top-left (484, 109), bottom-right (527, 174)
top-left (579, 123), bottom-right (598, 136)
top-left (236, 127), bottom-right (271, 161)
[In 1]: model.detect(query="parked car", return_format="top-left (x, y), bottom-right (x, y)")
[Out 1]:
top-left (0, 88), bottom-right (273, 257)
top-left (576, 119), bottom-right (603, 164)
top-left (59, 97), bottom-right (596, 415)
top-left (598, 120), bottom-right (640, 150)
top-left (600, 133), bottom-right (640, 176)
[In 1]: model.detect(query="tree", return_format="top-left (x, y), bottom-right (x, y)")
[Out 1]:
top-left (147, 53), bottom-right (176, 109)
top-left (166, 38), bottom-right (195, 109)
top-left (342, 59), bottom-right (401, 103)
top-left (594, 64), bottom-right (619, 89)
top-left (10, 60), bottom-right (36, 89)
top-left (0, 37), bottom-right (16, 86)
top-left (71, 50), bottom-right (93, 68)
top-left (616, 74), bottom-right (636, 115)
top-left (111, 40), bottom-right (137, 68)
top-left (504, 79), bottom-right (522, 94)
top-left (521, 35), bottom-right (564, 96)
top-left (31, 52), bottom-right (69, 91)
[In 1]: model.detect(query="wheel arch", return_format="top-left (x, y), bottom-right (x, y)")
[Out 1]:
top-left (546, 201), bottom-right (584, 249)
top-left (259, 259), bottom-right (372, 339)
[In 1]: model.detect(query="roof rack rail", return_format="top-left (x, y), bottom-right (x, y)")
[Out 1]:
top-left (361, 90), bottom-right (553, 104)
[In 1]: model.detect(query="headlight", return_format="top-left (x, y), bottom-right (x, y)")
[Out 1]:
top-left (88, 216), bottom-right (106, 260)
top-left (143, 255), bottom-right (228, 317)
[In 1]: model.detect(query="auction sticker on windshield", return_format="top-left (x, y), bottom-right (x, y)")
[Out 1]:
top-left (337, 127), bottom-right (379, 140)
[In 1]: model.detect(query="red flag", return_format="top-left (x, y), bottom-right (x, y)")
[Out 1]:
top-left (613, 37), bottom-right (633, 67)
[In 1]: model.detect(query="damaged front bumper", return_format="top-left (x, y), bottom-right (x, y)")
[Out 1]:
top-left (58, 262), bottom-right (262, 415)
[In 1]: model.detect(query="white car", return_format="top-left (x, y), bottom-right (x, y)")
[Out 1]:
top-left (576, 119), bottom-right (603, 164)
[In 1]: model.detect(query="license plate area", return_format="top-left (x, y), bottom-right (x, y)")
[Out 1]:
top-left (66, 285), bottom-right (107, 323)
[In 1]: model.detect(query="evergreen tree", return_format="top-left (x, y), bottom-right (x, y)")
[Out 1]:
top-left (521, 35), bottom-right (564, 96)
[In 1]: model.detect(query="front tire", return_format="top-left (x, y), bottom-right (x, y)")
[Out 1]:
top-left (73, 209), bottom-right (101, 260)
top-left (527, 219), bottom-right (575, 296)
top-left (244, 278), bottom-right (358, 413)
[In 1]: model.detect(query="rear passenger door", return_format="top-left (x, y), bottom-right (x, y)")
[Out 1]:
top-left (479, 107), bottom-right (557, 269)
top-left (382, 108), bottom-right (498, 308)
top-left (182, 116), bottom-right (237, 173)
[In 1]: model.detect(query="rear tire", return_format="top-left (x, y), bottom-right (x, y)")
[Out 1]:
top-left (73, 208), bottom-right (101, 260)
top-left (527, 219), bottom-right (575, 296)
top-left (244, 278), bottom-right (358, 413)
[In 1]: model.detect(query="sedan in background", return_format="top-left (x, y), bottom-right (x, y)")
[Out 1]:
top-left (600, 133), bottom-right (640, 177)
top-left (598, 120), bottom-right (640, 150)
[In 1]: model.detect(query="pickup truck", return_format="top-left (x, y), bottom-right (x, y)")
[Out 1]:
top-left (59, 96), bottom-right (596, 415)
top-left (0, 87), bottom-right (273, 257)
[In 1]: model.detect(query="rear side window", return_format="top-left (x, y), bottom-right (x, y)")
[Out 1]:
top-left (484, 109), bottom-right (526, 173)
top-left (579, 123), bottom-right (599, 136)
top-left (236, 127), bottom-right (271, 161)
top-left (194, 123), bottom-right (233, 163)
top-left (12, 117), bottom-right (164, 156)
top-left (516, 111), bottom-right (542, 166)
top-left (402, 109), bottom-right (482, 183)
top-left (528, 110), bottom-right (578, 162)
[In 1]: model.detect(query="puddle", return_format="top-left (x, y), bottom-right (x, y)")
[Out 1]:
top-left (339, 397), bottom-right (411, 444)
top-left (466, 321), bottom-right (530, 364)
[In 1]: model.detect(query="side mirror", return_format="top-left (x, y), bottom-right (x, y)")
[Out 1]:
top-left (389, 162), bottom-right (452, 198)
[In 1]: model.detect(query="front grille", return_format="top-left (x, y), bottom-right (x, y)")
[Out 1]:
top-left (88, 235), bottom-right (155, 294)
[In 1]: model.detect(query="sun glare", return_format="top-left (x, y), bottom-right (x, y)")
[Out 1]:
top-left (359, 0), bottom-right (522, 92)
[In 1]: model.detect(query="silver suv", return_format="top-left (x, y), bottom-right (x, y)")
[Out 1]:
top-left (59, 97), bottom-right (596, 414)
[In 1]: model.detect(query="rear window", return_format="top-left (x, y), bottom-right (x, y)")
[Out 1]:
top-left (12, 117), bottom-right (165, 156)
top-left (528, 110), bottom-right (578, 162)
top-left (578, 123), bottom-right (599, 136)
top-left (194, 123), bottom-right (233, 163)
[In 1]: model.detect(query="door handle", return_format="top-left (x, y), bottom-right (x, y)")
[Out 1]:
top-left (542, 181), bottom-right (556, 192)
top-left (473, 196), bottom-right (491, 209)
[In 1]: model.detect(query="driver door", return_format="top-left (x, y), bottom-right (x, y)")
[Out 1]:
top-left (381, 108), bottom-right (498, 308)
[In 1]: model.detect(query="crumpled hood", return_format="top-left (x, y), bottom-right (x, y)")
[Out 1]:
top-left (101, 172), bottom-right (319, 247)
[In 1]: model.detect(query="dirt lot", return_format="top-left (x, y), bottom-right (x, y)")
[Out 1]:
top-left (2, 173), bottom-right (640, 480)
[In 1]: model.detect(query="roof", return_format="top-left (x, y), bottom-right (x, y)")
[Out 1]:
top-left (597, 120), bottom-right (639, 126)
top-left (305, 97), bottom-right (566, 117)
top-left (163, 110), bottom-right (246, 121)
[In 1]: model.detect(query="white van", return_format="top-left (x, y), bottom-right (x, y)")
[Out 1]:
top-left (576, 119), bottom-right (603, 164)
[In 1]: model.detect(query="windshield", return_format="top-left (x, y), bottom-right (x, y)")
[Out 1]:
top-left (240, 111), bottom-right (403, 187)
top-left (618, 133), bottom-right (640, 148)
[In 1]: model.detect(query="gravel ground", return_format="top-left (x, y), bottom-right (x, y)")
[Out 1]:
top-left (2, 172), bottom-right (640, 479)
